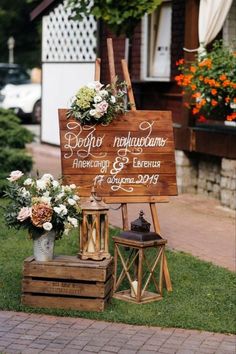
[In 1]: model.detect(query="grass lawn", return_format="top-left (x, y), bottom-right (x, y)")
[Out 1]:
top-left (0, 199), bottom-right (235, 334)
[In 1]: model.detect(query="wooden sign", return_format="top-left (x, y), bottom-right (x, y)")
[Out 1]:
top-left (58, 109), bottom-right (177, 203)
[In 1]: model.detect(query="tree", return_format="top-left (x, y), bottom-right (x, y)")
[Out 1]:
top-left (67, 0), bottom-right (162, 38)
top-left (0, 0), bottom-right (41, 68)
top-left (67, 0), bottom-right (162, 70)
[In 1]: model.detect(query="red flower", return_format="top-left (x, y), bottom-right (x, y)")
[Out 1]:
top-left (198, 115), bottom-right (207, 123)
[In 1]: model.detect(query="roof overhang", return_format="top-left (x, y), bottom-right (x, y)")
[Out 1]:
top-left (30, 0), bottom-right (59, 21)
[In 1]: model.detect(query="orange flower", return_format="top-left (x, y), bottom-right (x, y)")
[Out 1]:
top-left (176, 58), bottom-right (184, 66)
top-left (223, 80), bottom-right (230, 87)
top-left (220, 74), bottom-right (227, 81)
top-left (226, 113), bottom-right (236, 121)
top-left (211, 99), bottom-right (218, 107)
top-left (199, 98), bottom-right (206, 107)
top-left (31, 203), bottom-right (53, 228)
top-left (225, 97), bottom-right (230, 103)
top-left (190, 66), bottom-right (196, 73)
top-left (192, 92), bottom-right (201, 98)
top-left (191, 84), bottom-right (197, 91)
top-left (192, 107), bottom-right (200, 115)
top-left (211, 89), bottom-right (217, 95)
top-left (234, 98), bottom-right (236, 103)
top-left (199, 58), bottom-right (212, 68)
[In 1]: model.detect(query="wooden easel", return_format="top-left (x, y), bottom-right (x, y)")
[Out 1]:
top-left (95, 38), bottom-right (172, 292)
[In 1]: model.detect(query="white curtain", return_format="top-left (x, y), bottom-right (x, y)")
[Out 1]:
top-left (184, 0), bottom-right (233, 56)
top-left (198, 0), bottom-right (233, 55)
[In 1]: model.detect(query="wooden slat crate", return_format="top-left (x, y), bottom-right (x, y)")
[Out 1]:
top-left (21, 255), bottom-right (114, 312)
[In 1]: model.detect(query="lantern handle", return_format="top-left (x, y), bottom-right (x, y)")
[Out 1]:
top-left (90, 186), bottom-right (102, 202)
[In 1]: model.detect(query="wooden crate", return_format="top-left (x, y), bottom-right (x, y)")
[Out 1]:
top-left (21, 255), bottom-right (114, 312)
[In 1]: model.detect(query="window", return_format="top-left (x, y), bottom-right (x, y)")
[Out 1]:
top-left (141, 0), bottom-right (172, 81)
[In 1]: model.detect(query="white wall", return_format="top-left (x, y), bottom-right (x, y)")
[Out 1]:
top-left (41, 63), bottom-right (95, 145)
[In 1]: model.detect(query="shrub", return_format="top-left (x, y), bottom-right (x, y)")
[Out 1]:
top-left (0, 109), bottom-right (34, 195)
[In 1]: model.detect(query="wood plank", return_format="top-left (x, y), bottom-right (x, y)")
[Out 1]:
top-left (23, 256), bottom-right (114, 282)
top-left (22, 276), bottom-right (113, 298)
top-left (62, 174), bottom-right (177, 197)
top-left (22, 291), bottom-right (111, 312)
top-left (61, 153), bottom-right (176, 175)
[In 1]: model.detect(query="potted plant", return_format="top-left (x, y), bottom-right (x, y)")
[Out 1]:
top-left (175, 40), bottom-right (236, 126)
top-left (4, 171), bottom-right (81, 261)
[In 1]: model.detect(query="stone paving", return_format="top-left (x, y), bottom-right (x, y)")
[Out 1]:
top-left (0, 311), bottom-right (235, 354)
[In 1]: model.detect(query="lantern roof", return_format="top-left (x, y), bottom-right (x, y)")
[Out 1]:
top-left (131, 210), bottom-right (151, 233)
top-left (81, 188), bottom-right (109, 211)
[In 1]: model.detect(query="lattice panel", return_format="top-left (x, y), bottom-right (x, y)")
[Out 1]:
top-left (42, 1), bottom-right (97, 62)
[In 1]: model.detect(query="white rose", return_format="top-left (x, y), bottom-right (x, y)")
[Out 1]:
top-left (52, 180), bottom-right (59, 188)
top-left (41, 173), bottom-right (54, 181)
top-left (63, 186), bottom-right (71, 192)
top-left (68, 198), bottom-right (76, 206)
top-left (20, 187), bottom-right (30, 198)
top-left (94, 95), bottom-right (102, 103)
top-left (43, 222), bottom-right (53, 231)
top-left (23, 178), bottom-right (32, 186)
top-left (69, 184), bottom-right (76, 189)
top-left (55, 192), bottom-right (64, 201)
top-left (68, 217), bottom-right (78, 228)
top-left (100, 90), bottom-right (108, 97)
top-left (36, 179), bottom-right (47, 190)
top-left (87, 81), bottom-right (103, 91)
top-left (43, 191), bottom-right (50, 197)
top-left (54, 204), bottom-right (67, 216)
top-left (17, 207), bottom-right (31, 222)
top-left (110, 95), bottom-right (116, 104)
top-left (7, 170), bottom-right (24, 182)
top-left (40, 196), bottom-right (51, 205)
top-left (89, 109), bottom-right (97, 116)
top-left (73, 195), bottom-right (80, 201)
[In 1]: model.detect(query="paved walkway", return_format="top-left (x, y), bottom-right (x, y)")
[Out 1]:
top-left (0, 311), bottom-right (235, 354)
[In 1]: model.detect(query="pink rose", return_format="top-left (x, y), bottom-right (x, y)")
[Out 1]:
top-left (17, 207), bottom-right (32, 222)
top-left (96, 100), bottom-right (108, 114)
top-left (7, 170), bottom-right (24, 182)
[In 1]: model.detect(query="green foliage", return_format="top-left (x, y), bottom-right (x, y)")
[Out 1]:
top-left (0, 108), bottom-right (34, 196)
top-left (0, 210), bottom-right (235, 334)
top-left (67, 0), bottom-right (162, 37)
top-left (0, 109), bottom-right (34, 148)
top-left (175, 40), bottom-right (236, 122)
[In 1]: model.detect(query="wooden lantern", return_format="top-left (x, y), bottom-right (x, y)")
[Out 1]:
top-left (113, 211), bottom-right (167, 303)
top-left (79, 188), bottom-right (110, 261)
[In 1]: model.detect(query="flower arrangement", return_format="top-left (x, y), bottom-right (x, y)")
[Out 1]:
top-left (4, 171), bottom-right (81, 239)
top-left (175, 41), bottom-right (236, 123)
top-left (67, 80), bottom-right (127, 125)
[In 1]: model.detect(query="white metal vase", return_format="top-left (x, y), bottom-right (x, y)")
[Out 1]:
top-left (33, 230), bottom-right (56, 261)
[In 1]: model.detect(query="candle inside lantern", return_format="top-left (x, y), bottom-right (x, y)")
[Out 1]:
top-left (130, 280), bottom-right (138, 298)
top-left (87, 228), bottom-right (96, 253)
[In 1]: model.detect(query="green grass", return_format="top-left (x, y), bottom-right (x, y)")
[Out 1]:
top-left (0, 199), bottom-right (235, 334)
